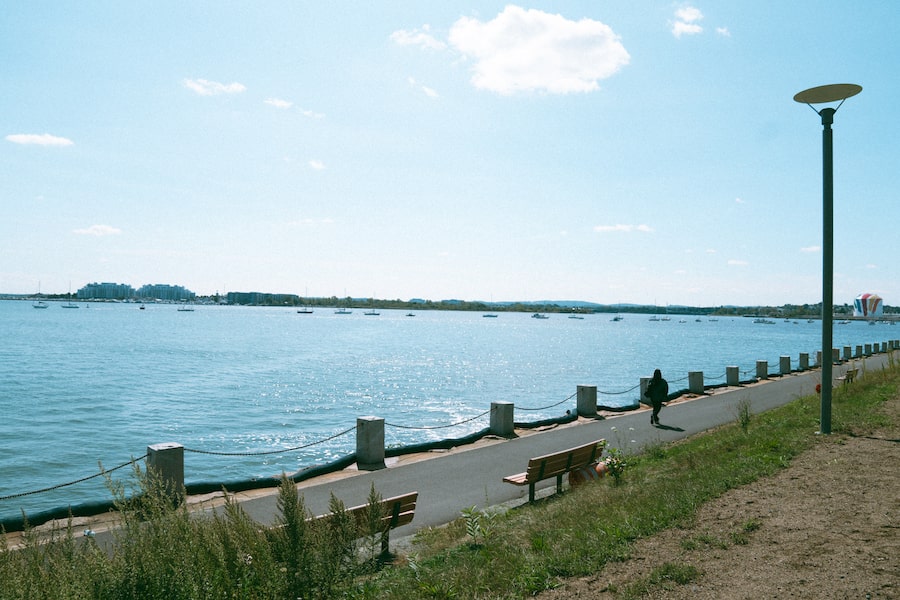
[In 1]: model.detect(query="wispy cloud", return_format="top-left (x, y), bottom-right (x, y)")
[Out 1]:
top-left (716, 27), bottom-right (731, 37)
top-left (264, 97), bottom-right (293, 109)
top-left (183, 78), bottom-right (247, 96)
top-left (5, 133), bottom-right (74, 146)
top-left (308, 160), bottom-right (326, 171)
top-left (727, 259), bottom-right (749, 266)
top-left (447, 6), bottom-right (629, 95)
top-left (408, 77), bottom-right (439, 98)
top-left (73, 224), bottom-right (122, 236)
top-left (300, 108), bottom-right (325, 119)
top-left (672, 6), bottom-right (704, 38)
top-left (800, 245), bottom-right (820, 253)
top-left (593, 224), bottom-right (654, 233)
top-left (390, 24), bottom-right (446, 50)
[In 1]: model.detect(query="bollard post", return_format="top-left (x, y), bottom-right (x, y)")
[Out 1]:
top-left (831, 348), bottom-right (840, 364)
top-left (576, 385), bottom-right (597, 417)
top-left (816, 350), bottom-right (822, 366)
top-left (147, 442), bottom-right (185, 499)
top-left (356, 416), bottom-right (385, 471)
top-left (688, 371), bottom-right (704, 394)
top-left (490, 401), bottom-right (515, 436)
top-left (726, 366), bottom-right (740, 386)
top-left (799, 353), bottom-right (810, 370)
top-left (779, 356), bottom-right (791, 375)
top-left (855, 345), bottom-right (863, 358)
top-left (864, 343), bottom-right (872, 356)
top-left (843, 346), bottom-right (851, 361)
top-left (639, 377), bottom-right (651, 405)
top-left (756, 360), bottom-right (768, 380)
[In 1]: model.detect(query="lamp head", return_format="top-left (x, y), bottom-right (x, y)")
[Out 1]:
top-left (794, 84), bottom-right (862, 104)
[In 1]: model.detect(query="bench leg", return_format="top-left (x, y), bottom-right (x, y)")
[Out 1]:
top-left (529, 483), bottom-right (535, 504)
top-left (556, 474), bottom-right (563, 496)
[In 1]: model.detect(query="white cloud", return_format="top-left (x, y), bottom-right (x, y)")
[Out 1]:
top-left (390, 24), bottom-right (446, 50)
top-left (594, 224), bottom-right (653, 233)
top-left (672, 6), bottom-right (704, 38)
top-left (5, 133), bottom-right (74, 146)
top-left (800, 245), bottom-right (820, 253)
top-left (448, 6), bottom-right (629, 95)
top-left (716, 27), bottom-right (731, 37)
top-left (309, 159), bottom-right (326, 171)
top-left (734, 197), bottom-right (745, 204)
top-left (183, 78), bottom-right (247, 96)
top-left (73, 224), bottom-right (122, 236)
top-left (727, 259), bottom-right (749, 266)
top-left (300, 108), bottom-right (325, 119)
top-left (264, 97), bottom-right (293, 109)
top-left (408, 76), bottom-right (439, 98)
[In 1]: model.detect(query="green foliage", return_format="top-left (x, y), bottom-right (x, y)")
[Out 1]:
top-left (604, 447), bottom-right (628, 485)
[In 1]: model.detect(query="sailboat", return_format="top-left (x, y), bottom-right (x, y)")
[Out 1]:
top-left (62, 283), bottom-right (79, 308)
top-left (32, 281), bottom-right (49, 308)
top-left (297, 288), bottom-right (314, 313)
top-left (363, 293), bottom-right (380, 315)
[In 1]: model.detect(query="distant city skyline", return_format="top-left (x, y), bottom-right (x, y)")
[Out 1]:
top-left (3, 3), bottom-right (898, 306)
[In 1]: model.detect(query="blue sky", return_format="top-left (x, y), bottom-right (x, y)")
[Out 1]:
top-left (2, 2), bottom-right (897, 306)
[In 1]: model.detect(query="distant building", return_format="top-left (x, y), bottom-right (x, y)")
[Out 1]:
top-left (137, 284), bottom-right (195, 302)
top-left (854, 293), bottom-right (883, 318)
top-left (77, 282), bottom-right (136, 300)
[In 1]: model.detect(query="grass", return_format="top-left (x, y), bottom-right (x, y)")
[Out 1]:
top-left (1, 361), bottom-right (897, 599)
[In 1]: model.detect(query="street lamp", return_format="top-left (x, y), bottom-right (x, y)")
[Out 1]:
top-left (793, 83), bottom-right (861, 434)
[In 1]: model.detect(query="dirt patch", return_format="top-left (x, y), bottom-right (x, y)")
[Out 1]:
top-left (537, 397), bottom-right (899, 599)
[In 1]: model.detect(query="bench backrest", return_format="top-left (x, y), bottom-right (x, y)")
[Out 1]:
top-left (343, 491), bottom-right (418, 532)
top-left (524, 440), bottom-right (604, 483)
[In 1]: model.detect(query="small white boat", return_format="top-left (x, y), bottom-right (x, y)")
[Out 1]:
top-left (531, 313), bottom-right (549, 319)
top-left (482, 313), bottom-right (498, 318)
top-left (296, 307), bottom-right (313, 314)
top-left (32, 300), bottom-right (49, 309)
top-left (334, 308), bottom-right (352, 314)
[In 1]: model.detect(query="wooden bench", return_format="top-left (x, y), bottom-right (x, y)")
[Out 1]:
top-left (316, 491), bottom-right (418, 556)
top-left (837, 368), bottom-right (859, 385)
top-left (503, 440), bottom-right (605, 503)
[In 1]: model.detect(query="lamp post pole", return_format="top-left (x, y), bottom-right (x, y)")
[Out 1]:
top-left (793, 83), bottom-right (861, 435)
top-left (820, 106), bottom-right (835, 434)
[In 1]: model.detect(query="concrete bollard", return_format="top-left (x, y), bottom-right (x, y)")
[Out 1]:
top-left (639, 377), bottom-right (651, 405)
top-left (864, 343), bottom-right (872, 356)
top-left (779, 356), bottom-right (791, 375)
top-left (799, 353), bottom-right (810, 370)
top-left (356, 416), bottom-right (385, 471)
top-left (576, 385), bottom-right (598, 417)
top-left (882, 342), bottom-right (889, 353)
top-left (490, 401), bottom-right (515, 436)
top-left (688, 371), bottom-right (704, 394)
top-left (726, 366), bottom-right (740, 386)
top-left (856, 345), bottom-right (863, 358)
top-left (147, 442), bottom-right (184, 497)
top-left (843, 346), bottom-right (851, 361)
top-left (816, 350), bottom-right (822, 366)
top-left (832, 348), bottom-right (841, 364)
top-left (756, 360), bottom-right (768, 380)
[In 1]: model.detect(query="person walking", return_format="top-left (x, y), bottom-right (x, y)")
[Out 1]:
top-left (645, 368), bottom-right (669, 425)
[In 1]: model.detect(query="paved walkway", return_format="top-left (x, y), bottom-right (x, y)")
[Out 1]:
top-left (227, 355), bottom-right (890, 540)
top-left (70, 354), bottom-right (888, 552)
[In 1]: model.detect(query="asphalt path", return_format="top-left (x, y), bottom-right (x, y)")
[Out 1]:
top-left (77, 353), bottom-right (890, 552)
top-left (230, 355), bottom-right (890, 539)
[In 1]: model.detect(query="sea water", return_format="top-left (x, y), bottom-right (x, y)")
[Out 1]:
top-left (0, 300), bottom-right (892, 522)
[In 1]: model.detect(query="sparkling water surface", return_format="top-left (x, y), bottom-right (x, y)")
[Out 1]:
top-left (0, 300), bottom-right (891, 521)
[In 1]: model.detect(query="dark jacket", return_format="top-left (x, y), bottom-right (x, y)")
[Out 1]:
top-left (645, 378), bottom-right (669, 406)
